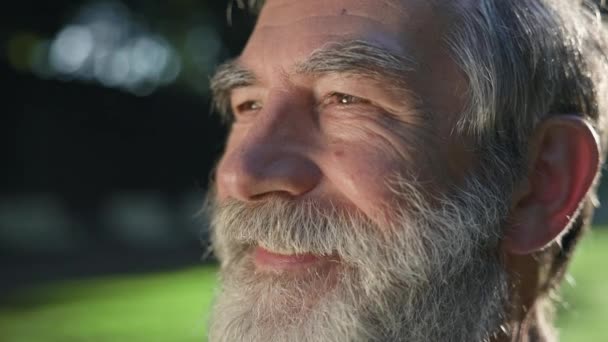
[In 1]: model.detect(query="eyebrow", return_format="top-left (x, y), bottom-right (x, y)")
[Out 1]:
top-left (210, 61), bottom-right (257, 121)
top-left (210, 40), bottom-right (418, 121)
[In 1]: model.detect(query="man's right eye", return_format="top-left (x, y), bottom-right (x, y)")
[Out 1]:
top-left (233, 100), bottom-right (262, 116)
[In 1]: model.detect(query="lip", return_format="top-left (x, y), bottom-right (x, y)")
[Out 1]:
top-left (253, 246), bottom-right (328, 271)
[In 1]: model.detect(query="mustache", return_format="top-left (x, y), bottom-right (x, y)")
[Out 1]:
top-left (209, 197), bottom-right (385, 261)
top-left (208, 173), bottom-right (509, 278)
top-left (208, 196), bottom-right (442, 295)
top-left (207, 175), bottom-right (512, 342)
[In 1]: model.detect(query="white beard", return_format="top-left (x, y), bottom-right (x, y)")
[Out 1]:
top-left (207, 177), bottom-right (510, 342)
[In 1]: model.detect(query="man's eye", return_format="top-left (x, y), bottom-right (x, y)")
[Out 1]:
top-left (234, 100), bottom-right (262, 115)
top-left (326, 92), bottom-right (369, 106)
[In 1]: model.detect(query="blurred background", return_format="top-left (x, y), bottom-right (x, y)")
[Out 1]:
top-left (0, 1), bottom-right (606, 341)
top-left (0, 0), bottom-right (256, 289)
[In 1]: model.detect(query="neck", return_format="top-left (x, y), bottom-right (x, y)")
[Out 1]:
top-left (492, 252), bottom-right (558, 342)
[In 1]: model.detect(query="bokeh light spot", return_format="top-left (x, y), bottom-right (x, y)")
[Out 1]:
top-left (49, 25), bottom-right (95, 74)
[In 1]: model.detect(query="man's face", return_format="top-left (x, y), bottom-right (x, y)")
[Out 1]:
top-left (209, 0), bottom-right (510, 341)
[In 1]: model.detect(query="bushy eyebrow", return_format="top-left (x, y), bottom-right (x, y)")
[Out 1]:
top-left (210, 61), bottom-right (257, 122)
top-left (210, 40), bottom-right (418, 121)
top-left (295, 40), bottom-right (417, 84)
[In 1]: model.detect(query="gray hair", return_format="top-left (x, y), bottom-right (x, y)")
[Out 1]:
top-left (445, 0), bottom-right (608, 278)
top-left (447, 0), bottom-right (608, 168)
top-left (439, 2), bottom-right (608, 338)
top-left (233, 0), bottom-right (608, 337)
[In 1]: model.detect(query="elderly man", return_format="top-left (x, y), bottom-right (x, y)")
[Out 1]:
top-left (206, 0), bottom-right (608, 341)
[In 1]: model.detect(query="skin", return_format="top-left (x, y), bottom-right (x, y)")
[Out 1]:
top-left (213, 0), bottom-right (601, 340)
top-left (216, 0), bottom-right (472, 225)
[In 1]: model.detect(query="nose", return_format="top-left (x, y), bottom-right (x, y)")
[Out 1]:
top-left (216, 101), bottom-right (322, 201)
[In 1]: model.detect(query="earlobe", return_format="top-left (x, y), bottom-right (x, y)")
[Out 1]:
top-left (503, 115), bottom-right (600, 255)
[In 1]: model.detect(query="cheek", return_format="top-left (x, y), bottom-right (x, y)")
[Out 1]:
top-left (322, 108), bottom-right (435, 166)
top-left (214, 158), bottom-right (232, 201)
top-left (324, 115), bottom-right (431, 175)
top-left (318, 115), bottom-right (438, 223)
top-left (321, 139), bottom-right (411, 225)
top-left (214, 127), bottom-right (248, 201)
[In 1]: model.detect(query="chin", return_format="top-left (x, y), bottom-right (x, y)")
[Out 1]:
top-left (209, 247), bottom-right (509, 342)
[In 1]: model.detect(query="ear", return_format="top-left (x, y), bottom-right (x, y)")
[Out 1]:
top-left (503, 115), bottom-right (600, 255)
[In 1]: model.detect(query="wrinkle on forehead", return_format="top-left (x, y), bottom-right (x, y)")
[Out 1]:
top-left (257, 0), bottom-right (433, 33)
top-left (244, 0), bottom-right (442, 71)
top-left (241, 21), bottom-right (411, 85)
top-left (240, 0), bottom-right (469, 123)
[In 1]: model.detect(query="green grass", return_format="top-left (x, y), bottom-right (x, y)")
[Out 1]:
top-left (556, 228), bottom-right (608, 341)
top-left (0, 265), bottom-right (218, 342)
top-left (1, 230), bottom-right (607, 342)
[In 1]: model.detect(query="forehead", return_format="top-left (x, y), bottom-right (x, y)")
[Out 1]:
top-left (238, 0), bottom-right (467, 120)
top-left (240, 0), bottom-right (439, 73)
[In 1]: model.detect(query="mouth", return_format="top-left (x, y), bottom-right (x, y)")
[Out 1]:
top-left (252, 246), bottom-right (339, 273)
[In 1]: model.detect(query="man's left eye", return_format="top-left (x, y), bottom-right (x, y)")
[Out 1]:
top-left (326, 92), bottom-right (370, 106)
